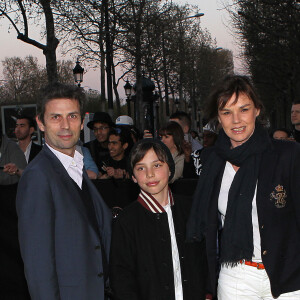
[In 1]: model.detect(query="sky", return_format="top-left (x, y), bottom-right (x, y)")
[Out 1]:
top-left (0, 0), bottom-right (244, 97)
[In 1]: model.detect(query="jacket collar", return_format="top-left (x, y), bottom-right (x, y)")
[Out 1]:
top-left (138, 188), bottom-right (174, 213)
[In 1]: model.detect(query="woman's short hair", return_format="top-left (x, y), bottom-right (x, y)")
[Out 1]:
top-left (159, 121), bottom-right (184, 155)
top-left (205, 75), bottom-right (264, 122)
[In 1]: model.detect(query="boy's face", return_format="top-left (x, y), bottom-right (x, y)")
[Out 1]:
top-left (132, 148), bottom-right (170, 205)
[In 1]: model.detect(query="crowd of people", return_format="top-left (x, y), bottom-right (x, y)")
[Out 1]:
top-left (0, 75), bottom-right (300, 300)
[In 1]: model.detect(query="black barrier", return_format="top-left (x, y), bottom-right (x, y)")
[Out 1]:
top-left (92, 178), bottom-right (198, 209)
top-left (0, 184), bottom-right (31, 299)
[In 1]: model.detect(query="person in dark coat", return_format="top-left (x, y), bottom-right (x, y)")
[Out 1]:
top-left (16, 83), bottom-right (112, 300)
top-left (187, 75), bottom-right (300, 299)
top-left (110, 138), bottom-right (209, 300)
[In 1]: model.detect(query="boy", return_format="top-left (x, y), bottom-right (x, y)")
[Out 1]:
top-left (109, 138), bottom-right (208, 300)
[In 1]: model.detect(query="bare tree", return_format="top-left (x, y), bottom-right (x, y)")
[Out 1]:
top-left (0, 0), bottom-right (59, 83)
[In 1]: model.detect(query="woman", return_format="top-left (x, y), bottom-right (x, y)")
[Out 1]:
top-left (159, 121), bottom-right (185, 183)
top-left (187, 75), bottom-right (300, 299)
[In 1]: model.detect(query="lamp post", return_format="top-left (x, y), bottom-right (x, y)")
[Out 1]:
top-left (124, 80), bottom-right (132, 116)
top-left (174, 98), bottom-right (179, 112)
top-left (73, 59), bottom-right (84, 87)
top-left (153, 91), bottom-right (160, 136)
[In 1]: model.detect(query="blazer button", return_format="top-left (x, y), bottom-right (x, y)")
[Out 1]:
top-left (95, 245), bottom-right (101, 250)
top-left (263, 250), bottom-right (267, 255)
top-left (97, 272), bottom-right (104, 277)
top-left (156, 214), bottom-right (160, 220)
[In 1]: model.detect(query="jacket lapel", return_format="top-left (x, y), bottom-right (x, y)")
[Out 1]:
top-left (42, 146), bottom-right (99, 235)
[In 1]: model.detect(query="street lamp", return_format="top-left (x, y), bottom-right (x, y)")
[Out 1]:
top-left (124, 80), bottom-right (133, 116)
top-left (73, 59), bottom-right (84, 87)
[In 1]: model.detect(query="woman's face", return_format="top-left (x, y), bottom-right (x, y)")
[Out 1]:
top-left (218, 93), bottom-right (260, 148)
top-left (160, 134), bottom-right (177, 153)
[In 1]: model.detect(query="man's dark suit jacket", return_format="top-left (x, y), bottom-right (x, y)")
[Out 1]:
top-left (16, 145), bottom-right (112, 300)
top-left (28, 142), bottom-right (42, 163)
top-left (204, 139), bottom-right (300, 298)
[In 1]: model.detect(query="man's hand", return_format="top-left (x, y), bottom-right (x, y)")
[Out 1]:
top-left (3, 163), bottom-right (22, 176)
top-left (106, 167), bottom-right (115, 178)
top-left (114, 168), bottom-right (125, 179)
top-left (182, 140), bottom-right (192, 162)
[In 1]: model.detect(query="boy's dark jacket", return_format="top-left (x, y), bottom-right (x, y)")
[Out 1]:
top-left (110, 193), bottom-right (208, 300)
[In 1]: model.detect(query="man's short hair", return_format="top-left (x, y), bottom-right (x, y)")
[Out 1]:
top-left (169, 111), bottom-right (191, 131)
top-left (109, 126), bottom-right (133, 154)
top-left (37, 82), bottom-right (86, 124)
top-left (16, 115), bottom-right (36, 129)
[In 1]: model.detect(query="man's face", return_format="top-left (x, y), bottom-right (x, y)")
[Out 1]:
top-left (36, 98), bottom-right (83, 157)
top-left (108, 134), bottom-right (127, 160)
top-left (291, 104), bottom-right (300, 126)
top-left (203, 131), bottom-right (217, 147)
top-left (273, 130), bottom-right (289, 140)
top-left (15, 119), bottom-right (33, 141)
top-left (92, 122), bottom-right (110, 143)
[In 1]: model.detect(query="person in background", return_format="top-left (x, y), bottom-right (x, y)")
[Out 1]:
top-left (99, 126), bottom-right (132, 179)
top-left (110, 138), bottom-right (209, 300)
top-left (191, 130), bottom-right (200, 142)
top-left (159, 121), bottom-right (185, 183)
top-left (271, 128), bottom-right (292, 140)
top-left (187, 75), bottom-right (300, 299)
top-left (16, 83), bottom-right (111, 300)
top-left (15, 115), bottom-right (42, 163)
top-left (115, 115), bottom-right (141, 144)
top-left (0, 124), bottom-right (27, 185)
top-left (83, 112), bottom-right (114, 170)
top-left (183, 123), bottom-right (218, 178)
top-left (76, 144), bottom-right (100, 179)
top-left (170, 111), bottom-right (202, 151)
top-left (291, 101), bottom-right (300, 142)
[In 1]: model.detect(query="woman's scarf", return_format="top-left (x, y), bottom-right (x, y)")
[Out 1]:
top-left (186, 124), bottom-right (271, 264)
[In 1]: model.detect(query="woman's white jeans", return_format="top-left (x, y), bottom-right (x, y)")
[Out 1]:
top-left (217, 263), bottom-right (300, 300)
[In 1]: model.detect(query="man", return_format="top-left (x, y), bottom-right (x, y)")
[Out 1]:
top-left (272, 128), bottom-right (291, 140)
top-left (84, 112), bottom-right (114, 170)
top-left (15, 115), bottom-right (42, 163)
top-left (0, 131), bottom-right (27, 185)
top-left (183, 123), bottom-right (218, 178)
top-left (16, 83), bottom-right (112, 300)
top-left (100, 126), bottom-right (131, 179)
top-left (291, 101), bottom-right (300, 142)
top-left (170, 111), bottom-right (202, 151)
